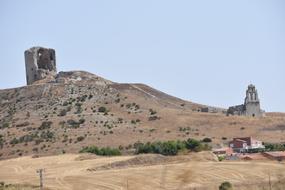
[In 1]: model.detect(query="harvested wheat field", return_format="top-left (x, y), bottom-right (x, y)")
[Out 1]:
top-left (0, 153), bottom-right (285, 190)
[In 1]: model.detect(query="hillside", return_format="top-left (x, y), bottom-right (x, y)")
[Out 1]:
top-left (0, 71), bottom-right (285, 159)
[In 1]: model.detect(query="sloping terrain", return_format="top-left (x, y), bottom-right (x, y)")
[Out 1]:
top-left (0, 154), bottom-right (285, 190)
top-left (0, 71), bottom-right (285, 159)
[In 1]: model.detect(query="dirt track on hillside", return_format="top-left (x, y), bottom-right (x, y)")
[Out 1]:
top-left (0, 153), bottom-right (285, 190)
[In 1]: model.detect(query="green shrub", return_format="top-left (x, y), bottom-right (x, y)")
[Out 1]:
top-left (98, 106), bottom-right (107, 113)
top-left (149, 116), bottom-right (159, 121)
top-left (79, 118), bottom-right (85, 124)
top-left (185, 138), bottom-right (200, 150)
top-left (218, 156), bottom-right (225, 162)
top-left (75, 105), bottom-right (83, 114)
top-left (0, 123), bottom-right (9, 129)
top-left (135, 138), bottom-right (211, 156)
top-left (40, 130), bottom-right (54, 140)
top-left (10, 138), bottom-right (19, 145)
top-left (135, 140), bottom-right (186, 156)
top-left (264, 143), bottom-right (285, 151)
top-left (80, 146), bottom-right (121, 156)
top-left (58, 109), bottom-right (67, 116)
top-left (77, 136), bottom-right (85, 142)
top-left (39, 121), bottom-right (52, 130)
top-left (219, 181), bottom-right (233, 190)
top-left (67, 119), bottom-right (83, 128)
top-left (202, 137), bottom-right (212, 143)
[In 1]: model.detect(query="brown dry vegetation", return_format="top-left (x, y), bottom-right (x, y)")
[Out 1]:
top-left (0, 71), bottom-right (284, 159)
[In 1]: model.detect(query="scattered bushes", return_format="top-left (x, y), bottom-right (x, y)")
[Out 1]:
top-left (0, 123), bottom-right (9, 130)
top-left (10, 138), bottom-right (19, 145)
top-left (40, 130), bottom-right (54, 140)
top-left (39, 121), bottom-right (52, 130)
top-left (80, 146), bottom-right (121, 156)
top-left (135, 138), bottom-right (211, 156)
top-left (265, 143), bottom-right (285, 151)
top-left (135, 141), bottom-right (185, 156)
top-left (179, 127), bottom-right (191, 132)
top-left (10, 130), bottom-right (54, 145)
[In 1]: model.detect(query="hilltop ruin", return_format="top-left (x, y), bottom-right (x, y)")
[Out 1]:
top-left (25, 47), bottom-right (57, 85)
top-left (227, 84), bottom-right (264, 117)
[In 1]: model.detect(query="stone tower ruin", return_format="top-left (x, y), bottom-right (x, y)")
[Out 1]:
top-left (244, 84), bottom-right (262, 117)
top-left (227, 84), bottom-right (264, 117)
top-left (25, 47), bottom-right (57, 85)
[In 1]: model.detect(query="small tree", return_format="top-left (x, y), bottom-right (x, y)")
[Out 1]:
top-left (219, 181), bottom-right (233, 190)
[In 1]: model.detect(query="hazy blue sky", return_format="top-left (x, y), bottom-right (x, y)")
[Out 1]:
top-left (0, 0), bottom-right (284, 112)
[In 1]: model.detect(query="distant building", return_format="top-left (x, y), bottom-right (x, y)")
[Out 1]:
top-left (227, 84), bottom-right (264, 117)
top-left (229, 137), bottom-right (265, 153)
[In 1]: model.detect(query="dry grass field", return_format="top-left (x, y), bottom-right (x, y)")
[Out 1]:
top-left (0, 71), bottom-right (285, 160)
top-left (0, 153), bottom-right (285, 190)
top-left (1, 71), bottom-right (285, 189)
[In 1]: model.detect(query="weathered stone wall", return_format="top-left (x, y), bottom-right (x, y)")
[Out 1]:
top-left (245, 102), bottom-right (262, 117)
top-left (25, 47), bottom-right (57, 85)
top-left (227, 104), bottom-right (245, 116)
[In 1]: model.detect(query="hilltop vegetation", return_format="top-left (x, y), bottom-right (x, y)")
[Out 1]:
top-left (0, 71), bottom-right (284, 159)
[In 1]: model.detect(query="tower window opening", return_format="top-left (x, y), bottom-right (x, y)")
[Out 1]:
top-left (50, 53), bottom-right (54, 61)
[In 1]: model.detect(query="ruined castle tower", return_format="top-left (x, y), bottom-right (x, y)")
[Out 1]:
top-left (25, 47), bottom-right (57, 85)
top-left (244, 84), bottom-right (262, 117)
